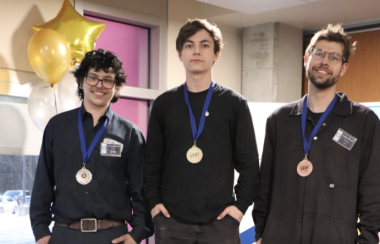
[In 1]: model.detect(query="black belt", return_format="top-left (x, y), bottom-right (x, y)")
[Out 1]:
top-left (55, 218), bottom-right (125, 232)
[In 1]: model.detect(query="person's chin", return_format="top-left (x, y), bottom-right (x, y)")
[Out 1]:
top-left (189, 68), bottom-right (208, 74)
top-left (312, 81), bottom-right (336, 90)
top-left (91, 98), bottom-right (109, 107)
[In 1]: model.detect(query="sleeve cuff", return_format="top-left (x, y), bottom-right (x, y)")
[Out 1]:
top-left (233, 198), bottom-right (251, 215)
top-left (33, 224), bottom-right (51, 242)
top-left (147, 197), bottom-right (161, 213)
top-left (255, 231), bottom-right (263, 241)
top-left (129, 226), bottom-right (149, 244)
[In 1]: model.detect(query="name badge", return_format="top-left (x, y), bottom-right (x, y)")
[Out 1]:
top-left (332, 128), bottom-right (357, 150)
top-left (100, 143), bottom-right (122, 157)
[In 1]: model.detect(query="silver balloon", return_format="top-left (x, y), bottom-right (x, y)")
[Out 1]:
top-left (28, 81), bottom-right (57, 132)
top-left (58, 65), bottom-right (81, 112)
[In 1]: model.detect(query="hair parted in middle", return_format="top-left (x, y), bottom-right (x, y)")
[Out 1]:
top-left (73, 49), bottom-right (127, 103)
top-left (176, 18), bottom-right (224, 55)
top-left (305, 23), bottom-right (356, 64)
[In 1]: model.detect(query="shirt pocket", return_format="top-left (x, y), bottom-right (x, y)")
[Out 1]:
top-left (323, 148), bottom-right (360, 188)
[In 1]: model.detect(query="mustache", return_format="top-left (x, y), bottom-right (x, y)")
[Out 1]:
top-left (313, 65), bottom-right (331, 74)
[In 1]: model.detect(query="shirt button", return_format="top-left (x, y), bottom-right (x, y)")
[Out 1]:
top-left (85, 192), bottom-right (88, 195)
top-left (314, 136), bottom-right (318, 140)
top-left (323, 123), bottom-right (326, 126)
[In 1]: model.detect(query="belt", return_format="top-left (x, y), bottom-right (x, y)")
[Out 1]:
top-left (55, 218), bottom-right (125, 232)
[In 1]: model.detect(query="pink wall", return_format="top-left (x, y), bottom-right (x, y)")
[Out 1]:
top-left (85, 16), bottom-right (149, 88)
top-left (111, 99), bottom-right (148, 138)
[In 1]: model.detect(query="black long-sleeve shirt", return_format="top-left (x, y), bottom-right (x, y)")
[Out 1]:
top-left (253, 93), bottom-right (380, 243)
top-left (30, 105), bottom-right (148, 243)
top-left (144, 83), bottom-right (259, 224)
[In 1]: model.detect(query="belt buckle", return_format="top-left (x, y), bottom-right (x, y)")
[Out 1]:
top-left (81, 218), bottom-right (97, 232)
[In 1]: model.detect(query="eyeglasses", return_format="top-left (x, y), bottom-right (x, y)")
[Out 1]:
top-left (311, 48), bottom-right (345, 64)
top-left (85, 75), bottom-right (115, 89)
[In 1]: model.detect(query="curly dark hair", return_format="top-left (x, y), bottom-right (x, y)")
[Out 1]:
top-left (176, 19), bottom-right (224, 55)
top-left (73, 49), bottom-right (127, 103)
top-left (305, 24), bottom-right (356, 64)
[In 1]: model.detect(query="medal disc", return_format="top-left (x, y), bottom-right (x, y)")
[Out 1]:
top-left (76, 168), bottom-right (93, 185)
top-left (186, 146), bottom-right (203, 164)
top-left (297, 159), bottom-right (313, 177)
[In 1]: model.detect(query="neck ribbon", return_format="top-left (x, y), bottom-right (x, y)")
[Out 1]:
top-left (301, 94), bottom-right (338, 156)
top-left (183, 81), bottom-right (215, 142)
top-left (77, 106), bottom-right (113, 164)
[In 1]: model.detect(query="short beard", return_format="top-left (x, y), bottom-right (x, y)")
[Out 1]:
top-left (307, 68), bottom-right (339, 90)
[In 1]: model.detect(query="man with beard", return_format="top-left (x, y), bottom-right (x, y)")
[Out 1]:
top-left (253, 24), bottom-right (380, 244)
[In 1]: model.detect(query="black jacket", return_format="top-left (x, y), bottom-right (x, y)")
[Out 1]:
top-left (253, 93), bottom-right (380, 244)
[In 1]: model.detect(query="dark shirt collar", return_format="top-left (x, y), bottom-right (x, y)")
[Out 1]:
top-left (80, 103), bottom-right (112, 122)
top-left (290, 92), bottom-right (352, 117)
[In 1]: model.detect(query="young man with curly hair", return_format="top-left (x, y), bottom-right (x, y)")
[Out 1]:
top-left (30, 49), bottom-right (149, 244)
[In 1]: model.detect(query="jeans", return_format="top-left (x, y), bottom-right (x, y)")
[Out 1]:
top-left (154, 213), bottom-right (241, 244)
top-left (47, 225), bottom-right (128, 244)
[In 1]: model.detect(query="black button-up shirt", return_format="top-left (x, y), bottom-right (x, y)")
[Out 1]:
top-left (254, 93), bottom-right (380, 243)
top-left (30, 105), bottom-right (147, 243)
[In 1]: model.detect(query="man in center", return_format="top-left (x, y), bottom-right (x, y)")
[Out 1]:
top-left (144, 19), bottom-right (259, 243)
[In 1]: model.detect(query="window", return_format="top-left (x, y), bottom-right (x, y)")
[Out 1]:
top-left (0, 155), bottom-right (39, 243)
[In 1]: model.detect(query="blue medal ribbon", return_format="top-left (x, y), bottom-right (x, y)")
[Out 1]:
top-left (301, 94), bottom-right (338, 157)
top-left (183, 80), bottom-right (215, 143)
top-left (77, 106), bottom-right (113, 165)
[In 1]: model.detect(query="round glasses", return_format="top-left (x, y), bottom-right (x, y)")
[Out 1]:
top-left (85, 76), bottom-right (115, 89)
top-left (311, 48), bottom-right (345, 64)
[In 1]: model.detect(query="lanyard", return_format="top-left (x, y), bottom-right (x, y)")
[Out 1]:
top-left (77, 106), bottom-right (113, 164)
top-left (301, 94), bottom-right (337, 156)
top-left (183, 81), bottom-right (215, 142)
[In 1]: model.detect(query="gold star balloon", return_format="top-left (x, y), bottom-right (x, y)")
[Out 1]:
top-left (32, 0), bottom-right (106, 65)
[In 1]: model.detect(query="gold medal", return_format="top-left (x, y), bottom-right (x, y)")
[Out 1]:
top-left (297, 155), bottom-right (313, 177)
top-left (76, 164), bottom-right (92, 185)
top-left (186, 142), bottom-right (203, 164)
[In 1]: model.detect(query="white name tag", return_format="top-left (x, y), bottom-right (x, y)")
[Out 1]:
top-left (332, 128), bottom-right (357, 150)
top-left (100, 138), bottom-right (123, 157)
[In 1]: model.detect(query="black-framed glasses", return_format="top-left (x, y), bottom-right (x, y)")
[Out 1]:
top-left (311, 48), bottom-right (345, 64)
top-left (85, 75), bottom-right (115, 89)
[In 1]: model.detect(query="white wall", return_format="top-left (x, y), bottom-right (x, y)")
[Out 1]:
top-left (0, 0), bottom-right (75, 98)
top-left (0, 100), bottom-right (42, 155)
top-left (0, 0), bottom-right (76, 155)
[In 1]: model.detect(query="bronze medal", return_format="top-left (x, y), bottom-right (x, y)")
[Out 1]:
top-left (297, 158), bottom-right (313, 177)
top-left (76, 165), bottom-right (92, 185)
top-left (186, 145), bottom-right (203, 164)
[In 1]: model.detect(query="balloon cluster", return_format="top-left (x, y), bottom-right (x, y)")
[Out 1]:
top-left (27, 0), bottom-right (106, 131)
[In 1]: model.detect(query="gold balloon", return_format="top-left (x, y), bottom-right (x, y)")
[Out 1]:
top-left (32, 0), bottom-right (106, 65)
top-left (28, 29), bottom-right (71, 85)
